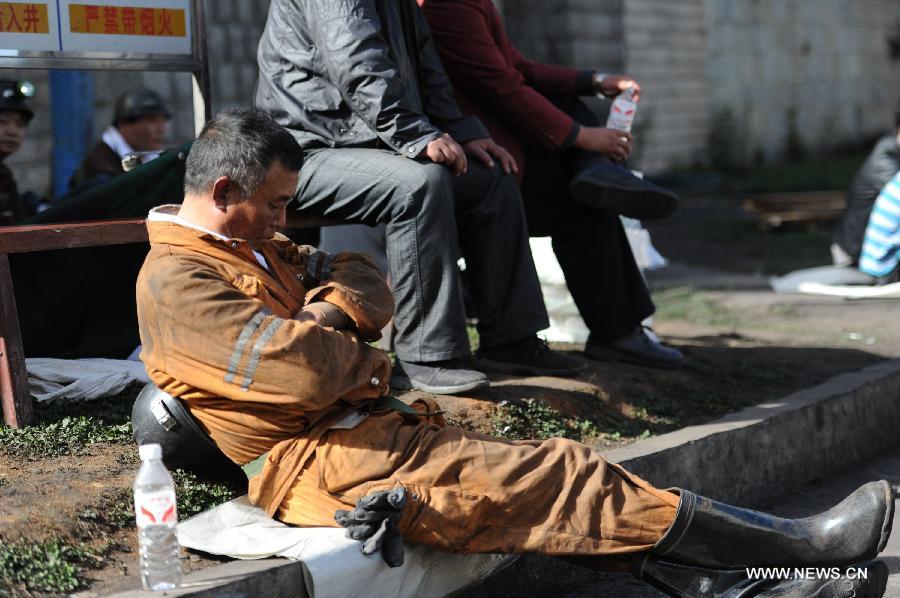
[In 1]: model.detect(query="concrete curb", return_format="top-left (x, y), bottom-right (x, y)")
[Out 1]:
top-left (110, 359), bottom-right (900, 597)
top-left (604, 358), bottom-right (900, 505)
top-left (456, 358), bottom-right (900, 597)
top-left (109, 559), bottom-right (310, 598)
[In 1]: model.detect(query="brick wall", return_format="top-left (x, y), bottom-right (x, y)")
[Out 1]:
top-left (623, 0), bottom-right (711, 173)
top-left (503, 0), bottom-right (709, 174)
top-left (504, 0), bottom-right (900, 172)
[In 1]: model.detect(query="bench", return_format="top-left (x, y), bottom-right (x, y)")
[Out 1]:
top-left (0, 212), bottom-right (335, 428)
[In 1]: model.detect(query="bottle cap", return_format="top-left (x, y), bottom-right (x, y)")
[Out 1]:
top-left (138, 443), bottom-right (163, 461)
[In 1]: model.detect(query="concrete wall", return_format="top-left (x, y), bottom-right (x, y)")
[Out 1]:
top-left (504, 0), bottom-right (624, 74)
top-left (705, 0), bottom-right (900, 167)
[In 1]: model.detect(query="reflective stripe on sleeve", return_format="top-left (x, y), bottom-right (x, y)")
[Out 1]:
top-left (240, 317), bottom-right (286, 391)
top-left (224, 310), bottom-right (269, 384)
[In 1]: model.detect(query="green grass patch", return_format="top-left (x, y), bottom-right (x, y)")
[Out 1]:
top-left (652, 287), bottom-right (739, 327)
top-left (491, 398), bottom-right (602, 441)
top-left (0, 538), bottom-right (100, 595)
top-left (0, 415), bottom-right (132, 460)
top-left (172, 470), bottom-right (240, 518)
top-left (0, 387), bottom-right (139, 459)
top-left (77, 488), bottom-right (136, 532)
top-left (77, 471), bottom-right (240, 533)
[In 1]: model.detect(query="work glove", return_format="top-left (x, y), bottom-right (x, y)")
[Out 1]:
top-left (335, 486), bottom-right (407, 567)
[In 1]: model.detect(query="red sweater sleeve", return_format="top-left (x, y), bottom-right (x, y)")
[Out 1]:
top-left (421, 0), bottom-right (586, 151)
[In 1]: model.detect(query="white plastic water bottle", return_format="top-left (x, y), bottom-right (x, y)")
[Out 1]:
top-left (605, 86), bottom-right (638, 133)
top-left (134, 443), bottom-right (182, 591)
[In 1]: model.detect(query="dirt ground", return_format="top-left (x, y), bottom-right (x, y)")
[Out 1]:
top-left (2, 193), bottom-right (897, 596)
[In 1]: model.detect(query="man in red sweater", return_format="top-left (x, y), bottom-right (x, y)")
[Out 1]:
top-left (420, 0), bottom-right (682, 368)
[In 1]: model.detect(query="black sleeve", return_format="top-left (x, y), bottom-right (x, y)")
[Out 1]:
top-left (411, 1), bottom-right (489, 143)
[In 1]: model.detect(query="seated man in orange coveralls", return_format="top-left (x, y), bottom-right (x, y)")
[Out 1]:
top-left (135, 108), bottom-right (891, 598)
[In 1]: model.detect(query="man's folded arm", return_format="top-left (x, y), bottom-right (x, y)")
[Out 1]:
top-left (306, 0), bottom-right (442, 157)
top-left (139, 262), bottom-right (391, 411)
top-left (300, 250), bottom-right (395, 341)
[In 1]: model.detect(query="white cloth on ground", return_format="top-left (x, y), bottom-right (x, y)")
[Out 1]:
top-left (791, 280), bottom-right (900, 299)
top-left (26, 357), bottom-right (150, 402)
top-left (769, 265), bottom-right (876, 294)
top-left (177, 496), bottom-right (510, 598)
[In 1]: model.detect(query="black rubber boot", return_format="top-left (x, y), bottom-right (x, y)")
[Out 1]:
top-left (637, 556), bottom-right (888, 598)
top-left (652, 481), bottom-right (894, 569)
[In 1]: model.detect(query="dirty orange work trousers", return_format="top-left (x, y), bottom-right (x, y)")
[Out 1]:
top-left (277, 410), bottom-right (678, 556)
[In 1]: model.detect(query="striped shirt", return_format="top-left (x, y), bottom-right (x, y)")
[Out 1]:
top-left (859, 170), bottom-right (900, 278)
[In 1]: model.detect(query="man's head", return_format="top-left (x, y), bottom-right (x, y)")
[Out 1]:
top-left (183, 107), bottom-right (303, 246)
top-left (0, 80), bottom-right (34, 161)
top-left (113, 87), bottom-right (170, 152)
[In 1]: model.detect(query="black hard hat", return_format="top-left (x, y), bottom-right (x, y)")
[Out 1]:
top-left (0, 80), bottom-right (34, 123)
top-left (113, 87), bottom-right (171, 125)
top-left (132, 382), bottom-right (243, 478)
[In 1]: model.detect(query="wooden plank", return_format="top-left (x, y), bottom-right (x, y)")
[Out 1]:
top-left (0, 213), bottom-right (342, 254)
top-left (0, 254), bottom-right (32, 428)
top-left (743, 191), bottom-right (846, 215)
top-left (0, 219), bottom-right (149, 254)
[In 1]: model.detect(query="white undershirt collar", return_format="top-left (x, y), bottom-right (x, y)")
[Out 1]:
top-left (148, 205), bottom-right (269, 270)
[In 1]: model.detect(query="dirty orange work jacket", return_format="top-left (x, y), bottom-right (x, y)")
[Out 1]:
top-left (137, 210), bottom-right (394, 515)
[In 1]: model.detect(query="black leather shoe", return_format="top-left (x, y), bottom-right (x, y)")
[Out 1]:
top-left (475, 336), bottom-right (586, 377)
top-left (653, 481), bottom-right (894, 569)
top-left (569, 161), bottom-right (679, 221)
top-left (585, 327), bottom-right (684, 369)
top-left (637, 556), bottom-right (887, 598)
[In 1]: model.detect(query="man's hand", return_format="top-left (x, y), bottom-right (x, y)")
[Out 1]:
top-left (462, 138), bottom-right (518, 175)
top-left (593, 74), bottom-right (641, 101)
top-left (335, 487), bottom-right (407, 568)
top-left (422, 133), bottom-right (467, 175)
top-left (574, 127), bottom-right (633, 162)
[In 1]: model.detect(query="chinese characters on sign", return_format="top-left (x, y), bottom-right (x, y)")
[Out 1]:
top-left (0, 2), bottom-right (50, 34)
top-left (68, 4), bottom-right (186, 37)
top-left (0, 1), bottom-right (192, 55)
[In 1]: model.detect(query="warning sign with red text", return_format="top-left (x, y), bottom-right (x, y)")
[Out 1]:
top-left (0, 3), bottom-right (59, 51)
top-left (0, 0), bottom-right (192, 55)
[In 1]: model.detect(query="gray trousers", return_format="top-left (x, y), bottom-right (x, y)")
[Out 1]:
top-left (295, 148), bottom-right (548, 363)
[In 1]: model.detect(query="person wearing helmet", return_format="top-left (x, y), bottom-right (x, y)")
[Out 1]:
top-left (0, 79), bottom-right (35, 226)
top-left (68, 86), bottom-right (171, 191)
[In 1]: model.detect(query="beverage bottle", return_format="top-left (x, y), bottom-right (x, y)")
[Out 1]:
top-left (605, 86), bottom-right (638, 133)
top-left (133, 443), bottom-right (182, 591)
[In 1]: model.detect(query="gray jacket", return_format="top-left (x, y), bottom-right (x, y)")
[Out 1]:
top-left (254, 0), bottom-right (488, 157)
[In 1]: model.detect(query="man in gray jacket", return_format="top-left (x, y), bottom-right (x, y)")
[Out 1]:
top-left (254, 0), bottom-right (585, 394)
